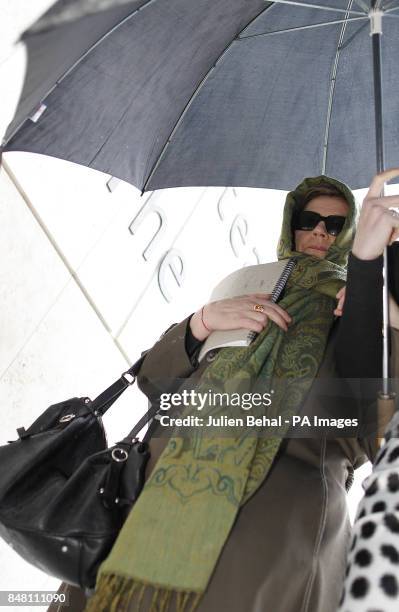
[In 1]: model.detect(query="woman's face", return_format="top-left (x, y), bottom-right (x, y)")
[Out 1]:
top-left (294, 195), bottom-right (349, 259)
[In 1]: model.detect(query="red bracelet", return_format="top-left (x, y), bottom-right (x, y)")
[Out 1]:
top-left (201, 305), bottom-right (211, 332)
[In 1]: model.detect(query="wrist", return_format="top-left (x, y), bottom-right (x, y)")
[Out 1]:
top-left (190, 308), bottom-right (211, 341)
top-left (351, 246), bottom-right (382, 261)
top-left (351, 233), bottom-right (386, 260)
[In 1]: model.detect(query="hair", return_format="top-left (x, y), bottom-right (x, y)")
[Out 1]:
top-left (291, 183), bottom-right (349, 248)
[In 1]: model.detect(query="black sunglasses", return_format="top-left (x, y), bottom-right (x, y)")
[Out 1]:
top-left (294, 210), bottom-right (346, 236)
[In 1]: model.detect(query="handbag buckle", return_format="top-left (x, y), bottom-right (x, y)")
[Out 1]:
top-left (59, 414), bottom-right (76, 423)
top-left (111, 447), bottom-right (128, 462)
top-left (121, 372), bottom-right (136, 385)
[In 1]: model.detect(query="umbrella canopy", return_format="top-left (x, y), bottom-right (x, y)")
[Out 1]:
top-left (2, 0), bottom-right (399, 192)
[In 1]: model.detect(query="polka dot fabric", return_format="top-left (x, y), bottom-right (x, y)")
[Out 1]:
top-left (338, 411), bottom-right (399, 611)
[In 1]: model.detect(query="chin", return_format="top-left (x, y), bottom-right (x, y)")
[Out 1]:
top-left (306, 249), bottom-right (327, 259)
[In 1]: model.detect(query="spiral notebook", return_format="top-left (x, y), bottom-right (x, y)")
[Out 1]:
top-left (198, 258), bottom-right (296, 362)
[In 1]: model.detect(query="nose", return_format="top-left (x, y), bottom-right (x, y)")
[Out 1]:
top-left (312, 221), bottom-right (327, 237)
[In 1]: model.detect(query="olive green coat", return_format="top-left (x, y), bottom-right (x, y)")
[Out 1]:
top-left (48, 312), bottom-right (399, 612)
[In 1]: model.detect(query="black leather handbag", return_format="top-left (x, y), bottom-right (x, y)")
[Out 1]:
top-left (0, 356), bottom-right (160, 594)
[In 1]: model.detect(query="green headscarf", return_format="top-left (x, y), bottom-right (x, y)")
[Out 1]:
top-left (85, 176), bottom-right (357, 612)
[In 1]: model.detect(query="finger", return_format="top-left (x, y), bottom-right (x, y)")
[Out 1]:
top-left (244, 311), bottom-right (269, 326)
top-left (240, 318), bottom-right (267, 334)
top-left (382, 208), bottom-right (399, 226)
top-left (263, 302), bottom-right (292, 323)
top-left (241, 310), bottom-right (284, 331)
top-left (248, 301), bottom-right (291, 324)
top-left (246, 298), bottom-right (292, 324)
top-left (367, 168), bottom-right (399, 199)
top-left (333, 308), bottom-right (343, 317)
top-left (367, 195), bottom-right (399, 209)
top-left (337, 287), bottom-right (346, 303)
top-left (264, 308), bottom-right (289, 332)
top-left (362, 205), bottom-right (399, 228)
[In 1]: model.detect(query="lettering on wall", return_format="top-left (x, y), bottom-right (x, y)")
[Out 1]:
top-left (128, 193), bottom-right (166, 261)
top-left (218, 188), bottom-right (260, 266)
top-left (230, 214), bottom-right (260, 266)
top-left (216, 187), bottom-right (232, 221)
top-left (158, 249), bottom-right (185, 303)
top-left (128, 188), bottom-right (260, 304)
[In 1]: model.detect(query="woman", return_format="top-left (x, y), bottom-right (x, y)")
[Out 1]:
top-left (51, 170), bottom-right (399, 612)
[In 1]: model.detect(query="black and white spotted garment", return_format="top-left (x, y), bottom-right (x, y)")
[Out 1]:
top-left (338, 410), bottom-right (399, 611)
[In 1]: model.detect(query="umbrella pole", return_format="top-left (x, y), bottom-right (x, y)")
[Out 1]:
top-left (369, 3), bottom-right (396, 429)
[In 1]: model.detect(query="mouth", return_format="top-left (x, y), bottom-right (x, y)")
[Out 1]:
top-left (308, 245), bottom-right (328, 253)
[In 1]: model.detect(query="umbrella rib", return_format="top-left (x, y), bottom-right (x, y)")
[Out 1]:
top-left (238, 16), bottom-right (368, 39)
top-left (3, 0), bottom-right (159, 146)
top-left (322, 1), bottom-right (356, 175)
top-left (265, 0), bottom-right (366, 16)
top-left (141, 2), bottom-right (276, 193)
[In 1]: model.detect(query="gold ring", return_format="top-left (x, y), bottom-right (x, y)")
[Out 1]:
top-left (254, 304), bottom-right (265, 313)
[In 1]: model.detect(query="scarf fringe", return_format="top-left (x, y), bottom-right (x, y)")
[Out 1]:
top-left (84, 573), bottom-right (202, 612)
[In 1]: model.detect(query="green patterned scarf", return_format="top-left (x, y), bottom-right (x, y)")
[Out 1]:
top-left (85, 176), bottom-right (357, 612)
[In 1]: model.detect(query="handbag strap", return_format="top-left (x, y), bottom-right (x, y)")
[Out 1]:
top-left (90, 353), bottom-right (148, 417)
top-left (90, 352), bottom-right (162, 443)
top-left (122, 402), bottom-right (161, 443)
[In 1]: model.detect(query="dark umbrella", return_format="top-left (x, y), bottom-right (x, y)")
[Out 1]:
top-left (2, 0), bottom-right (399, 194)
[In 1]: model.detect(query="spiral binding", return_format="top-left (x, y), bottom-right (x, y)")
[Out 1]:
top-left (247, 258), bottom-right (297, 343)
